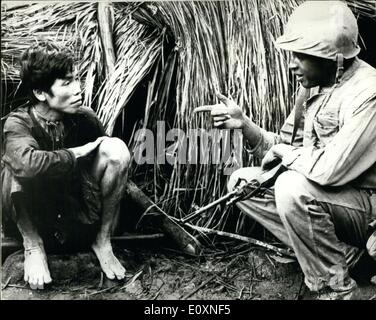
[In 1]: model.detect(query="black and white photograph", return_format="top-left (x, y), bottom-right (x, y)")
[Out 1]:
top-left (1, 0), bottom-right (376, 304)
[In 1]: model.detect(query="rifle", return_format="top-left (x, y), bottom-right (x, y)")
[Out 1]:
top-left (180, 162), bottom-right (286, 224)
top-left (179, 162), bottom-right (295, 258)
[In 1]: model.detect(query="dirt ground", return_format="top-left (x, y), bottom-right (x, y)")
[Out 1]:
top-left (2, 240), bottom-right (376, 300)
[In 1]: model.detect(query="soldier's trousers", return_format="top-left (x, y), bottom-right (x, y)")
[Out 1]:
top-left (227, 168), bottom-right (376, 292)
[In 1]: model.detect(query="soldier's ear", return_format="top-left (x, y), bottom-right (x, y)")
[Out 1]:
top-left (32, 89), bottom-right (47, 102)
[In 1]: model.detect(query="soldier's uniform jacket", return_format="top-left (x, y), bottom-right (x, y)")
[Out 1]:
top-left (251, 58), bottom-right (376, 191)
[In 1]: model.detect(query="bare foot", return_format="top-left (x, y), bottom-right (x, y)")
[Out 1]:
top-left (24, 246), bottom-right (52, 290)
top-left (92, 241), bottom-right (126, 280)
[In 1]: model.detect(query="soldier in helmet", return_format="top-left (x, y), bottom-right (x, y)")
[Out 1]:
top-left (196, 1), bottom-right (376, 299)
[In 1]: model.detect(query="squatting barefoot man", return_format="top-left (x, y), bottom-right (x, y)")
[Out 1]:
top-left (195, 1), bottom-right (376, 299)
top-left (2, 42), bottom-right (131, 289)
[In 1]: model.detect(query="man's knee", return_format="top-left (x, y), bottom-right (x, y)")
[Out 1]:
top-left (274, 170), bottom-right (311, 216)
top-left (98, 137), bottom-right (131, 169)
top-left (227, 167), bottom-right (263, 192)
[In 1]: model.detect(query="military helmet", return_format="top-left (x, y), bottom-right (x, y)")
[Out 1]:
top-left (275, 1), bottom-right (360, 60)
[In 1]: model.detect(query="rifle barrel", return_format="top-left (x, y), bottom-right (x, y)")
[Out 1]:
top-left (181, 189), bottom-right (238, 223)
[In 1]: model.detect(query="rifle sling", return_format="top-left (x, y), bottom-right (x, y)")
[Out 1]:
top-left (291, 87), bottom-right (310, 145)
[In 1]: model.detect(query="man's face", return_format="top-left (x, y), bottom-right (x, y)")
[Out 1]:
top-left (44, 71), bottom-right (82, 114)
top-left (289, 52), bottom-right (335, 88)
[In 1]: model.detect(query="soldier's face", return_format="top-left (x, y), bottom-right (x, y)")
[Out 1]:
top-left (44, 71), bottom-right (82, 114)
top-left (289, 52), bottom-right (336, 88)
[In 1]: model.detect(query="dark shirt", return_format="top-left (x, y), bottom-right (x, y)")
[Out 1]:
top-left (1, 105), bottom-right (106, 240)
top-left (2, 105), bottom-right (105, 180)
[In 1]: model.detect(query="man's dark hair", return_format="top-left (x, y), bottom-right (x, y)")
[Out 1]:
top-left (20, 41), bottom-right (74, 103)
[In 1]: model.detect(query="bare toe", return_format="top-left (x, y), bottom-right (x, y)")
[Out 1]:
top-left (44, 274), bottom-right (52, 284)
top-left (29, 277), bottom-right (38, 290)
top-left (24, 246), bottom-right (52, 290)
top-left (92, 242), bottom-right (126, 280)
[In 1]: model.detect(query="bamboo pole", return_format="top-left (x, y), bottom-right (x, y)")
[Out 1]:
top-left (97, 2), bottom-right (116, 76)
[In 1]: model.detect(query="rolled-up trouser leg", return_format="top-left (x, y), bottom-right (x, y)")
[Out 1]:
top-left (228, 168), bottom-right (372, 293)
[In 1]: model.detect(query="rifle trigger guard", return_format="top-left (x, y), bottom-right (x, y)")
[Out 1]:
top-left (240, 179), bottom-right (262, 200)
top-left (234, 177), bottom-right (248, 189)
top-left (232, 178), bottom-right (262, 202)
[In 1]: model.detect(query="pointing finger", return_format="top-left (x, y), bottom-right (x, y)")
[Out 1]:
top-left (194, 105), bottom-right (215, 113)
top-left (212, 115), bottom-right (230, 122)
top-left (213, 120), bottom-right (225, 128)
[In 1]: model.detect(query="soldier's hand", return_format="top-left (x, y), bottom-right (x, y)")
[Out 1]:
top-left (194, 92), bottom-right (245, 129)
top-left (261, 144), bottom-right (295, 171)
top-left (68, 136), bottom-right (107, 159)
top-left (261, 148), bottom-right (281, 171)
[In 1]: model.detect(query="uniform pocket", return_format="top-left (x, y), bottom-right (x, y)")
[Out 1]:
top-left (314, 111), bottom-right (339, 146)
